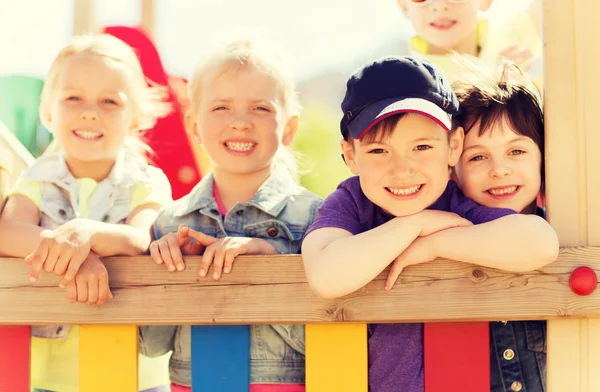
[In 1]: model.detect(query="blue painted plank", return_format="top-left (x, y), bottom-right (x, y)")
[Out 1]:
top-left (191, 325), bottom-right (250, 392)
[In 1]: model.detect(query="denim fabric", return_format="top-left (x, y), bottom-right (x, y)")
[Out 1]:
top-left (490, 321), bottom-right (546, 392)
top-left (19, 150), bottom-right (170, 340)
top-left (139, 167), bottom-right (322, 386)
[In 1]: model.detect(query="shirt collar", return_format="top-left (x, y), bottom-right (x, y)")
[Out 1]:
top-left (25, 149), bottom-right (152, 187)
top-left (173, 165), bottom-right (298, 217)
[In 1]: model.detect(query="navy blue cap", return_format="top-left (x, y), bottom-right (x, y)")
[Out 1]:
top-left (340, 55), bottom-right (460, 139)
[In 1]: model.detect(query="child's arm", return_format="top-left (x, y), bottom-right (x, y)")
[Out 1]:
top-left (25, 204), bottom-right (161, 286)
top-left (302, 210), bottom-right (472, 299)
top-left (0, 195), bottom-right (43, 257)
top-left (427, 214), bottom-right (558, 270)
top-left (386, 214), bottom-right (559, 288)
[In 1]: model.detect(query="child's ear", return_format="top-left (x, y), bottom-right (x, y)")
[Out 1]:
top-left (281, 116), bottom-right (299, 146)
top-left (341, 139), bottom-right (359, 175)
top-left (184, 111), bottom-right (203, 145)
top-left (479, 0), bottom-right (493, 11)
top-left (447, 127), bottom-right (464, 167)
top-left (397, 0), bottom-right (408, 13)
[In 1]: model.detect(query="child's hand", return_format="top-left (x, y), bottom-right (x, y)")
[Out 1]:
top-left (149, 225), bottom-right (217, 272)
top-left (64, 253), bottom-right (113, 305)
top-left (385, 237), bottom-right (435, 290)
top-left (416, 210), bottom-right (472, 237)
top-left (196, 236), bottom-right (278, 280)
top-left (25, 219), bottom-right (92, 286)
top-left (497, 44), bottom-right (534, 73)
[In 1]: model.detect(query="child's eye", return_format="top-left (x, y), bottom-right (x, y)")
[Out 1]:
top-left (255, 106), bottom-right (271, 112)
top-left (66, 96), bottom-right (80, 102)
top-left (213, 106), bottom-right (227, 111)
top-left (469, 155), bottom-right (485, 162)
top-left (368, 148), bottom-right (386, 154)
top-left (102, 98), bottom-right (118, 105)
top-left (509, 149), bottom-right (526, 156)
top-left (415, 145), bottom-right (432, 151)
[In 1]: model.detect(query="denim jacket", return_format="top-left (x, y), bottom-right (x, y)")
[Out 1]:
top-left (490, 207), bottom-right (547, 392)
top-left (139, 166), bottom-right (322, 386)
top-left (18, 150), bottom-right (170, 340)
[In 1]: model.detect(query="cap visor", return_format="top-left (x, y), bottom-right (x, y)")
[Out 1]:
top-left (348, 97), bottom-right (452, 139)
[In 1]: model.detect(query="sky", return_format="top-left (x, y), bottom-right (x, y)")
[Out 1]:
top-left (0, 0), bottom-right (533, 82)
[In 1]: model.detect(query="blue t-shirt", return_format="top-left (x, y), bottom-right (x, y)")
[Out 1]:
top-left (305, 176), bottom-right (516, 392)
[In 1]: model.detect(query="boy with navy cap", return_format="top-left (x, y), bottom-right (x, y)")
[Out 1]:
top-left (302, 56), bottom-right (558, 392)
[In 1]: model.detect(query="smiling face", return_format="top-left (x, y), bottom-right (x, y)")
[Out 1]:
top-left (455, 116), bottom-right (542, 214)
top-left (188, 63), bottom-right (297, 180)
top-left (398, 0), bottom-right (489, 52)
top-left (342, 113), bottom-right (463, 216)
top-left (44, 53), bottom-right (136, 166)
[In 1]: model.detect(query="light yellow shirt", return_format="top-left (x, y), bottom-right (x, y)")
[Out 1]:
top-left (11, 177), bottom-right (171, 391)
top-left (410, 16), bottom-right (543, 88)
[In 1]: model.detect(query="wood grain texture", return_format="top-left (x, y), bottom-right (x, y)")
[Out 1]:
top-left (0, 248), bottom-right (597, 325)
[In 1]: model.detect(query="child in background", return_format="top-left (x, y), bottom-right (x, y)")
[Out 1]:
top-left (301, 55), bottom-right (558, 392)
top-left (0, 34), bottom-right (172, 392)
top-left (139, 38), bottom-right (322, 392)
top-left (396, 0), bottom-right (542, 84)
top-left (453, 61), bottom-right (547, 391)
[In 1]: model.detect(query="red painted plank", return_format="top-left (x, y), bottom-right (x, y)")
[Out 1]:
top-left (424, 322), bottom-right (489, 392)
top-left (0, 326), bottom-right (31, 392)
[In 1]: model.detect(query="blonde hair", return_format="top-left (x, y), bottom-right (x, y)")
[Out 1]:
top-left (39, 34), bottom-right (171, 134)
top-left (188, 37), bottom-right (302, 180)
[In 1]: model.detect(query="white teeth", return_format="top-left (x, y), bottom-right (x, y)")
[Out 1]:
top-left (74, 130), bottom-right (102, 140)
top-left (226, 142), bottom-right (255, 152)
top-left (488, 186), bottom-right (518, 195)
top-left (388, 185), bottom-right (421, 196)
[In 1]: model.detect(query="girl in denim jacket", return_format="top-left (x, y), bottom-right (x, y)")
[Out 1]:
top-left (139, 38), bottom-right (322, 392)
top-left (453, 61), bottom-right (547, 392)
top-left (0, 34), bottom-right (173, 392)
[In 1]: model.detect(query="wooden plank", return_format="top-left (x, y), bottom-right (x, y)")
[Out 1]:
top-left (191, 325), bottom-right (249, 391)
top-left (79, 325), bottom-right (137, 391)
top-left (72, 0), bottom-right (96, 36)
top-left (0, 326), bottom-right (30, 392)
top-left (424, 323), bottom-right (488, 392)
top-left (140, 0), bottom-right (155, 40)
top-left (0, 251), bottom-right (599, 324)
top-left (306, 324), bottom-right (368, 392)
top-left (543, 0), bottom-right (600, 389)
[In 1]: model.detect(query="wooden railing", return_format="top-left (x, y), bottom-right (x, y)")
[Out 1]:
top-left (0, 249), bottom-right (598, 391)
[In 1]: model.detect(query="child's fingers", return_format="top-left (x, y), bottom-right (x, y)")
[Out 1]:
top-left (385, 263), bottom-right (404, 291)
top-left (87, 278), bottom-right (99, 306)
top-left (167, 236), bottom-right (185, 271)
top-left (65, 281), bottom-right (77, 303)
top-left (60, 257), bottom-right (85, 288)
top-left (177, 225), bottom-right (191, 246)
top-left (211, 247), bottom-right (226, 280)
top-left (187, 229), bottom-right (218, 246)
top-left (158, 240), bottom-right (177, 272)
top-left (26, 243), bottom-right (49, 282)
top-left (97, 273), bottom-right (111, 306)
top-left (223, 249), bottom-right (240, 274)
top-left (76, 276), bottom-right (88, 303)
top-left (149, 241), bottom-right (164, 265)
top-left (199, 245), bottom-right (216, 277)
top-left (52, 249), bottom-right (75, 276)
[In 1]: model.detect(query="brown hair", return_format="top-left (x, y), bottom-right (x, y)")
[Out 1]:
top-left (452, 60), bottom-right (544, 180)
top-left (347, 112), bottom-right (457, 144)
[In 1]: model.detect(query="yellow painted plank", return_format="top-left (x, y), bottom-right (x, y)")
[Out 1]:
top-left (80, 325), bottom-right (137, 392)
top-left (306, 323), bottom-right (367, 392)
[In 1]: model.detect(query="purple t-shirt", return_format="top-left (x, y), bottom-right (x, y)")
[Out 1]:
top-left (305, 176), bottom-right (515, 392)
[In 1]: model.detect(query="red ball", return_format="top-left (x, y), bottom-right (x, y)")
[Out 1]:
top-left (569, 266), bottom-right (598, 296)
